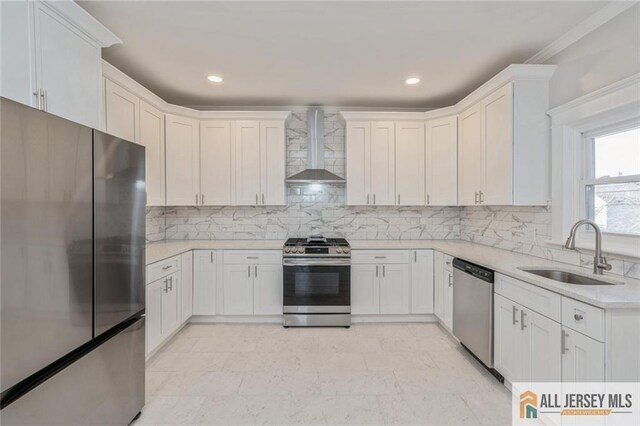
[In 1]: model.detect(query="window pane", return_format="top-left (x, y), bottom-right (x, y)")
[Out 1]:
top-left (585, 181), bottom-right (640, 235)
top-left (594, 127), bottom-right (640, 178)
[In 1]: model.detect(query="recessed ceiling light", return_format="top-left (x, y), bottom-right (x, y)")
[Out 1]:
top-left (405, 77), bottom-right (420, 85)
top-left (207, 75), bottom-right (223, 83)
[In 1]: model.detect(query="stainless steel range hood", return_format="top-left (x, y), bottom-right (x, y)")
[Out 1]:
top-left (286, 108), bottom-right (345, 184)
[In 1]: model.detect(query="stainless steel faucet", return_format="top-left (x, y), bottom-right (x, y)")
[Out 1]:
top-left (564, 219), bottom-right (612, 275)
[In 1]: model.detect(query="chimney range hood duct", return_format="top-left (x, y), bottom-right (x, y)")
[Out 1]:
top-left (285, 108), bottom-right (345, 184)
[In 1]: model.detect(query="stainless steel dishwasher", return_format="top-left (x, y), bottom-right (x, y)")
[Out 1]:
top-left (452, 258), bottom-right (495, 370)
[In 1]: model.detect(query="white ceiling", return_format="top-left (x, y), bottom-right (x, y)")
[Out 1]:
top-left (79, 1), bottom-right (607, 109)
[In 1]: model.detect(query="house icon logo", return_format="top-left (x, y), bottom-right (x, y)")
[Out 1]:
top-left (520, 391), bottom-right (538, 419)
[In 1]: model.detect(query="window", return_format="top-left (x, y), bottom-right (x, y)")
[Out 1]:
top-left (581, 125), bottom-right (640, 236)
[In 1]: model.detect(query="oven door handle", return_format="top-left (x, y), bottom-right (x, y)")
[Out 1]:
top-left (283, 259), bottom-right (351, 266)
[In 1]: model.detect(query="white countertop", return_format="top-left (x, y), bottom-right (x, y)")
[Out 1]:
top-left (146, 239), bottom-right (640, 309)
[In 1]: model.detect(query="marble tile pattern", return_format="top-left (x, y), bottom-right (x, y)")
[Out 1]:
top-left (460, 206), bottom-right (640, 279)
top-left (135, 323), bottom-right (511, 425)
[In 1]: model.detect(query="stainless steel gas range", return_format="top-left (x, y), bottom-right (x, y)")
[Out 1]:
top-left (282, 236), bottom-right (351, 327)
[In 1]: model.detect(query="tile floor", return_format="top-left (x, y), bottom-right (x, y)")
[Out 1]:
top-left (135, 323), bottom-right (512, 425)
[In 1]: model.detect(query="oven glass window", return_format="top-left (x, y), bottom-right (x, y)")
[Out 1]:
top-left (284, 265), bottom-right (350, 306)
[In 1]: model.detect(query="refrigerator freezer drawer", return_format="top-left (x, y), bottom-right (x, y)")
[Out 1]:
top-left (1, 317), bottom-right (145, 425)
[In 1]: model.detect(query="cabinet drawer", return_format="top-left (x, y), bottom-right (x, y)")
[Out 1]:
top-left (224, 250), bottom-right (282, 265)
top-left (495, 273), bottom-right (561, 322)
top-left (147, 255), bottom-right (181, 283)
top-left (351, 250), bottom-right (409, 264)
top-left (562, 297), bottom-right (604, 342)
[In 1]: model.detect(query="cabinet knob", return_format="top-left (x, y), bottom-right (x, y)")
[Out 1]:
top-left (574, 313), bottom-right (584, 321)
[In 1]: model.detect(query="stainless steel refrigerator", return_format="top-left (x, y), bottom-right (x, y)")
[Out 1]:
top-left (0, 98), bottom-right (146, 425)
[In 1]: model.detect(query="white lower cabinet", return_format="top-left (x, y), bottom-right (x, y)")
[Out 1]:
top-left (434, 253), bottom-right (454, 330)
top-left (351, 251), bottom-right (413, 315)
top-left (193, 250), bottom-right (217, 315)
top-left (494, 294), bottom-right (524, 382)
top-left (253, 265), bottom-right (283, 315)
top-left (146, 269), bottom-right (181, 356)
top-left (351, 264), bottom-right (380, 315)
top-left (222, 251), bottom-right (282, 315)
top-left (223, 264), bottom-right (254, 315)
top-left (161, 272), bottom-right (181, 336)
top-left (561, 327), bottom-right (604, 382)
top-left (411, 250), bottom-right (434, 314)
top-left (180, 251), bottom-right (193, 322)
top-left (145, 279), bottom-right (163, 355)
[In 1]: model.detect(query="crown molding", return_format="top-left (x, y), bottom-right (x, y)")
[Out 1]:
top-left (524, 1), bottom-right (636, 65)
top-left (45, 0), bottom-right (121, 48)
top-left (339, 111), bottom-right (426, 122)
top-left (424, 106), bottom-right (458, 120)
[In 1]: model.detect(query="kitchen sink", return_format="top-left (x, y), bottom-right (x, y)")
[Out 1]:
top-left (518, 268), bottom-right (622, 285)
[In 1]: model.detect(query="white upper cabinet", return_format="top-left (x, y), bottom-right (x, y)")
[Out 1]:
top-left (395, 122), bottom-right (425, 206)
top-left (370, 122), bottom-right (396, 206)
top-left (260, 121), bottom-right (286, 206)
top-left (482, 84), bottom-right (513, 205)
top-left (235, 121), bottom-right (262, 206)
top-left (140, 100), bottom-right (165, 206)
top-left (345, 121), bottom-right (371, 206)
top-left (200, 121), bottom-right (233, 206)
top-left (458, 104), bottom-right (483, 206)
top-left (425, 116), bottom-right (457, 206)
top-left (104, 79), bottom-right (139, 143)
top-left (1, 0), bottom-right (35, 106)
top-left (165, 114), bottom-right (200, 206)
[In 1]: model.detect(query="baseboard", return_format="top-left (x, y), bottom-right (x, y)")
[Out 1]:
top-left (190, 315), bottom-right (283, 324)
top-left (348, 314), bottom-right (438, 323)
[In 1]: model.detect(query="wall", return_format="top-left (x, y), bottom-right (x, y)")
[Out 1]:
top-left (544, 4), bottom-right (640, 108)
top-left (146, 111), bottom-right (460, 242)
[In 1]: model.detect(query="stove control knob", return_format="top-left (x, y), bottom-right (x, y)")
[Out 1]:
top-left (284, 247), bottom-right (291, 253)
top-left (336, 247), bottom-right (343, 253)
top-left (343, 247), bottom-right (350, 254)
top-left (297, 247), bottom-right (305, 253)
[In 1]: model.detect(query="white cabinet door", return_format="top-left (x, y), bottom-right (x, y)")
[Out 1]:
top-left (458, 104), bottom-right (483, 206)
top-left (223, 264), bottom-right (254, 315)
top-left (193, 250), bottom-right (217, 315)
top-left (140, 100), bottom-right (165, 206)
top-left (346, 121), bottom-right (371, 206)
top-left (521, 308), bottom-right (561, 383)
top-left (161, 273), bottom-right (180, 337)
top-left (253, 264), bottom-right (283, 315)
top-left (180, 251), bottom-right (193, 323)
top-left (260, 121), bottom-right (286, 206)
top-left (411, 250), bottom-right (434, 314)
top-left (494, 294), bottom-right (522, 383)
top-left (351, 264), bottom-right (379, 314)
top-left (433, 252), bottom-right (445, 321)
top-left (443, 269), bottom-right (454, 330)
top-left (380, 263), bottom-right (410, 314)
top-left (0, 0), bottom-right (35, 106)
top-left (482, 83), bottom-right (513, 205)
top-left (395, 122), bottom-right (425, 206)
top-left (104, 79), bottom-right (139, 144)
top-left (235, 120), bottom-right (261, 206)
top-left (200, 120), bottom-right (232, 205)
top-left (33, 1), bottom-right (101, 128)
top-left (426, 116), bottom-right (458, 206)
top-left (146, 279), bottom-right (163, 355)
top-left (561, 327), bottom-right (605, 382)
top-left (370, 122), bottom-right (395, 205)
top-left (165, 114), bottom-right (200, 206)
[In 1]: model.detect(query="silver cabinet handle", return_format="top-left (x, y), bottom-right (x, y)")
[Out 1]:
top-left (448, 273), bottom-right (453, 286)
top-left (255, 194), bottom-right (258, 205)
top-left (169, 276), bottom-right (173, 291)
top-left (446, 260), bottom-right (451, 266)
top-left (367, 194), bottom-right (370, 205)
top-left (254, 265), bottom-right (257, 277)
top-left (574, 313), bottom-right (584, 321)
top-left (397, 194), bottom-right (400, 205)
top-left (561, 330), bottom-right (569, 355)
top-left (520, 310), bottom-right (526, 330)
top-left (246, 256), bottom-right (259, 259)
top-left (382, 265), bottom-right (386, 277)
top-left (427, 194), bottom-right (430, 205)
top-left (479, 191), bottom-right (484, 204)
top-left (262, 194), bottom-right (265, 205)
top-left (201, 194), bottom-right (205, 204)
top-left (248, 265), bottom-right (251, 277)
top-left (376, 265), bottom-right (378, 277)
top-left (211, 252), bottom-right (214, 263)
top-left (373, 194), bottom-right (376, 205)
top-left (474, 192), bottom-right (479, 204)
top-left (512, 306), bottom-right (519, 325)
top-left (195, 194), bottom-right (198, 204)
top-left (34, 90), bottom-right (41, 110)
top-left (43, 90), bottom-right (48, 111)
top-left (414, 251), bottom-right (417, 262)
top-left (162, 265), bottom-right (172, 270)
top-left (163, 279), bottom-right (168, 293)
top-left (374, 256), bottom-right (386, 259)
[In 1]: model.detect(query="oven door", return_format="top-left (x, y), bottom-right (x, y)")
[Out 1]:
top-left (283, 258), bottom-right (350, 313)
